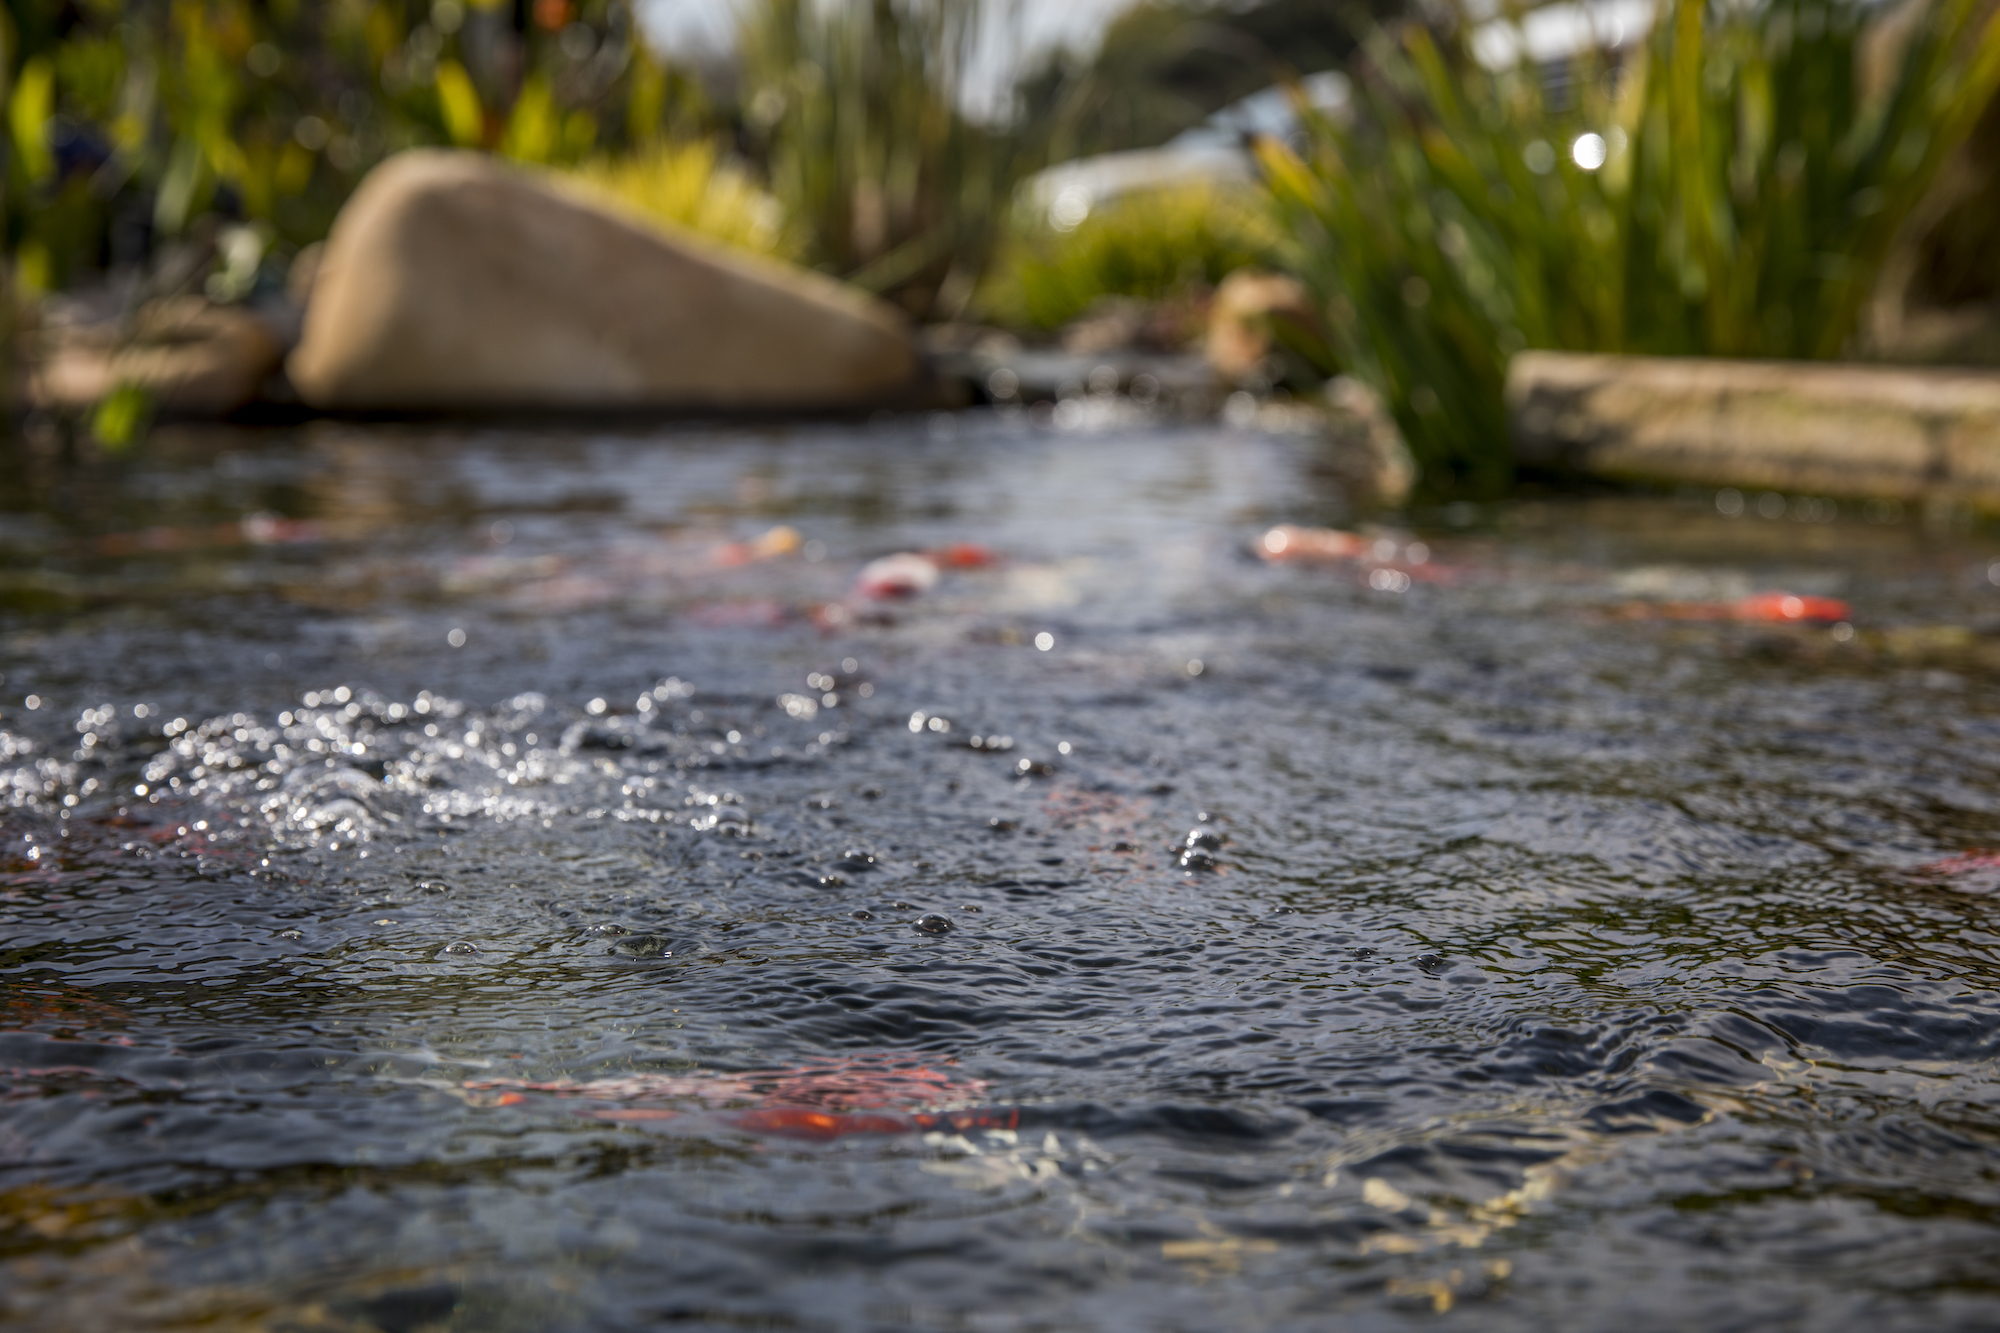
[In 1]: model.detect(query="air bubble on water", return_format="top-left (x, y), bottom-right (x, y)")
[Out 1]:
top-left (851, 909), bottom-right (874, 920)
top-left (588, 923), bottom-right (631, 936)
top-left (889, 901), bottom-right (915, 911)
top-left (1179, 827), bottom-right (1223, 869)
top-left (277, 928), bottom-right (304, 940)
top-left (914, 914), bottom-right (954, 934)
top-left (610, 934), bottom-right (674, 958)
top-left (442, 942), bottom-right (478, 955)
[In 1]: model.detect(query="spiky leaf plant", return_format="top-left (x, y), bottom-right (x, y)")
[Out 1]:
top-left (1263, 0), bottom-right (2000, 497)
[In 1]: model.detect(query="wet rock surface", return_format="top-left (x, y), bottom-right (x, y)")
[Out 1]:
top-left (26, 297), bottom-right (284, 416)
top-left (1508, 350), bottom-right (2000, 507)
top-left (2, 415), bottom-right (2000, 1329)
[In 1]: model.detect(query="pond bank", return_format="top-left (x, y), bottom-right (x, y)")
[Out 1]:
top-left (1509, 351), bottom-right (2000, 511)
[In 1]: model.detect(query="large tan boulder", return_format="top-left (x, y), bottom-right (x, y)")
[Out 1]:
top-left (289, 150), bottom-right (918, 412)
top-left (1507, 351), bottom-right (2000, 507)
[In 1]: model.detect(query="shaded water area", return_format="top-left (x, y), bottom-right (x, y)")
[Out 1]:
top-left (3, 413), bottom-right (2000, 1331)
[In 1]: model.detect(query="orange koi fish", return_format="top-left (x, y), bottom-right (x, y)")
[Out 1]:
top-left (711, 526), bottom-right (804, 568)
top-left (1256, 525), bottom-right (1366, 562)
top-left (1615, 592), bottom-right (1852, 624)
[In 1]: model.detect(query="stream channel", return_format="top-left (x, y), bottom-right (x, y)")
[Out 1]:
top-left (2, 413), bottom-right (1999, 1331)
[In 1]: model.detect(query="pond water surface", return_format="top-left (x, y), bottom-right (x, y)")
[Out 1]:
top-left (3, 415), bottom-right (2000, 1332)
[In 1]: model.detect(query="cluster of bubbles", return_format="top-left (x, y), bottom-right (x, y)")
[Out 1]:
top-left (0, 677), bottom-right (857, 855)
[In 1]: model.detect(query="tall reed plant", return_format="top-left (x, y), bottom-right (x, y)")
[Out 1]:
top-left (737, 0), bottom-right (1039, 319)
top-left (1262, 0), bottom-right (2000, 496)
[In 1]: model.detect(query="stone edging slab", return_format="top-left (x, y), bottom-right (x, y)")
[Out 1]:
top-left (1506, 351), bottom-right (2000, 506)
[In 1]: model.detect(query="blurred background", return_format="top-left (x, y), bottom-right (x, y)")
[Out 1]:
top-left (4, 0), bottom-right (1999, 496)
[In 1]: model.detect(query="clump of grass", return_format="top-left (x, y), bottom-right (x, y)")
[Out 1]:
top-left (561, 140), bottom-right (798, 259)
top-left (978, 182), bottom-right (1276, 332)
top-left (1262, 0), bottom-right (2000, 497)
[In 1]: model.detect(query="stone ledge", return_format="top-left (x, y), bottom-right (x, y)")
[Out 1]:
top-left (1506, 351), bottom-right (2000, 506)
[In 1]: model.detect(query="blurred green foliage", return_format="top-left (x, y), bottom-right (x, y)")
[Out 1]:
top-left (561, 138), bottom-right (798, 259)
top-left (735, 0), bottom-right (1043, 320)
top-left (8, 0), bottom-right (1073, 329)
top-left (977, 182), bottom-right (1275, 332)
top-left (1, 0), bottom-right (686, 292)
top-left (1263, 0), bottom-right (2000, 497)
top-left (87, 378), bottom-right (148, 448)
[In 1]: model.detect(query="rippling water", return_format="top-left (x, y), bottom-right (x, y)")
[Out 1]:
top-left (3, 415), bottom-right (2000, 1331)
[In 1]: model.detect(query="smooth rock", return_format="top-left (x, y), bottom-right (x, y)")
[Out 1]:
top-left (1323, 375), bottom-right (1416, 506)
top-left (1507, 351), bottom-right (2000, 506)
top-left (1060, 295), bottom-right (1202, 355)
top-left (1206, 269), bottom-right (1318, 382)
top-left (289, 150), bottom-right (919, 412)
top-left (27, 297), bottom-right (282, 415)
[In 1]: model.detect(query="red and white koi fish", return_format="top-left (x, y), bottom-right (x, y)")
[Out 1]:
top-left (1913, 850), bottom-right (2000, 893)
top-left (854, 544), bottom-right (1000, 601)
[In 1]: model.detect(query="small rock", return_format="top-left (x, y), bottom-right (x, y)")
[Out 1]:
top-left (609, 934), bottom-right (675, 958)
top-left (28, 297), bottom-right (282, 416)
top-left (1206, 269), bottom-right (1318, 382)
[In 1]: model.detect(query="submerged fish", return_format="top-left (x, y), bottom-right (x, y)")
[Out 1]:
top-left (711, 525), bottom-right (803, 567)
top-left (929, 543), bottom-right (998, 569)
top-left (854, 544), bottom-right (1001, 600)
top-left (1615, 592), bottom-right (1852, 624)
top-left (1256, 525), bottom-right (1367, 563)
top-left (856, 552), bottom-right (942, 599)
top-left (1914, 850), bottom-right (2000, 892)
top-left (91, 513), bottom-right (325, 557)
top-left (1729, 592), bottom-right (1851, 623)
top-left (464, 1055), bottom-right (1015, 1140)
